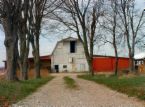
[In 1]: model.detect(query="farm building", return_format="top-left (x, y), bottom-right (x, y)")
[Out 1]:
top-left (3, 55), bottom-right (51, 70)
top-left (3, 55), bottom-right (51, 79)
top-left (3, 37), bottom-right (130, 74)
top-left (51, 37), bottom-right (89, 72)
top-left (93, 55), bottom-right (129, 72)
top-left (51, 37), bottom-right (129, 73)
top-left (134, 52), bottom-right (145, 73)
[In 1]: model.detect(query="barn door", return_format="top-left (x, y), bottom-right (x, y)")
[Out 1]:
top-left (80, 64), bottom-right (85, 72)
top-left (54, 65), bottom-right (59, 73)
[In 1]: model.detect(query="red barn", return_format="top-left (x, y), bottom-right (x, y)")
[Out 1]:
top-left (93, 55), bottom-right (129, 72)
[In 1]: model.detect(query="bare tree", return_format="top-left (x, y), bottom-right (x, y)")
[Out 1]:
top-left (50, 0), bottom-right (104, 76)
top-left (28, 0), bottom-right (59, 78)
top-left (129, 2), bottom-right (145, 71)
top-left (119, 0), bottom-right (145, 72)
top-left (0, 0), bottom-right (21, 80)
top-left (101, 0), bottom-right (122, 75)
top-left (17, 0), bottom-right (30, 80)
top-left (0, 0), bottom-right (59, 80)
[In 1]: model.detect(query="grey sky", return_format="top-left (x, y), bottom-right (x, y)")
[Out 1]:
top-left (0, 0), bottom-right (144, 67)
top-left (135, 0), bottom-right (144, 9)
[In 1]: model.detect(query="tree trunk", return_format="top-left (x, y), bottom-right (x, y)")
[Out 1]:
top-left (22, 61), bottom-right (28, 80)
top-left (35, 37), bottom-right (41, 78)
top-left (131, 38), bottom-right (135, 72)
top-left (18, 50), bottom-right (29, 80)
top-left (2, 18), bottom-right (18, 81)
top-left (5, 39), bottom-right (18, 80)
top-left (89, 39), bottom-right (94, 76)
top-left (114, 57), bottom-right (119, 76)
top-left (83, 43), bottom-right (94, 76)
top-left (113, 38), bottom-right (118, 76)
top-left (35, 60), bottom-right (40, 78)
top-left (23, 39), bottom-right (30, 80)
top-left (128, 49), bottom-right (134, 72)
top-left (18, 0), bottom-right (30, 80)
top-left (18, 32), bottom-right (29, 80)
top-left (88, 59), bottom-right (94, 76)
top-left (31, 36), bottom-right (41, 79)
top-left (129, 56), bottom-right (134, 72)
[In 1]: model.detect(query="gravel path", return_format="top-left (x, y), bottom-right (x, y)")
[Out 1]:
top-left (13, 73), bottom-right (145, 107)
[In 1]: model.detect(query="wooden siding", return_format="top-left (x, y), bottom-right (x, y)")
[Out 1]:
top-left (51, 37), bottom-right (89, 72)
top-left (93, 57), bottom-right (129, 72)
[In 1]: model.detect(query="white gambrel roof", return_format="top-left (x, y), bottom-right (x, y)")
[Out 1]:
top-left (134, 52), bottom-right (145, 60)
top-left (59, 37), bottom-right (78, 42)
top-left (51, 37), bottom-right (78, 55)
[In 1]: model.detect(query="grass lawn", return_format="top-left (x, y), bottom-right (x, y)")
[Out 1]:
top-left (0, 76), bottom-right (54, 106)
top-left (64, 76), bottom-right (77, 89)
top-left (78, 74), bottom-right (145, 100)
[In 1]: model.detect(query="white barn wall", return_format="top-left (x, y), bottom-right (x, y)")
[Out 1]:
top-left (51, 37), bottom-right (89, 72)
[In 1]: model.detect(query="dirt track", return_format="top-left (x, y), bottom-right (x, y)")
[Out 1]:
top-left (13, 73), bottom-right (145, 107)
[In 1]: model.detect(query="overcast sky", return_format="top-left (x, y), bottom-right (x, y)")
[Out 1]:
top-left (0, 0), bottom-right (144, 67)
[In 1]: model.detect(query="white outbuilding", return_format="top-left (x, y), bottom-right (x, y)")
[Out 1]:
top-left (134, 52), bottom-right (145, 72)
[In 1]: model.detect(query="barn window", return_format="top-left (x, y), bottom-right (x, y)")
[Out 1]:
top-left (63, 65), bottom-right (67, 68)
top-left (70, 41), bottom-right (76, 53)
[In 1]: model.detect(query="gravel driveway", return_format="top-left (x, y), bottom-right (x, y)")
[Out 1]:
top-left (13, 73), bottom-right (145, 107)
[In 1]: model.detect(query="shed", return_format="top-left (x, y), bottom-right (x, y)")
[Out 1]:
top-left (93, 55), bottom-right (129, 72)
top-left (134, 52), bottom-right (145, 73)
top-left (3, 55), bottom-right (51, 79)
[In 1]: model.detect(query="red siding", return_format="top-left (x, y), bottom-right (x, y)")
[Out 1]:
top-left (93, 57), bottom-right (129, 72)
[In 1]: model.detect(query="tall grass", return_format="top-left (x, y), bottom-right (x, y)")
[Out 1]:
top-left (78, 75), bottom-right (145, 100)
top-left (0, 76), bottom-right (54, 106)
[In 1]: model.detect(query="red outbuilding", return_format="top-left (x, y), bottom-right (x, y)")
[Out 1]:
top-left (93, 55), bottom-right (129, 72)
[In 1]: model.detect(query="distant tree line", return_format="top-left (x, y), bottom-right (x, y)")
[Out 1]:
top-left (0, 0), bottom-right (144, 80)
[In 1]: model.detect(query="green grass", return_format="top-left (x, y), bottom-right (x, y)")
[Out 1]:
top-left (0, 76), bottom-right (54, 105)
top-left (63, 76), bottom-right (77, 89)
top-left (78, 75), bottom-right (145, 100)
